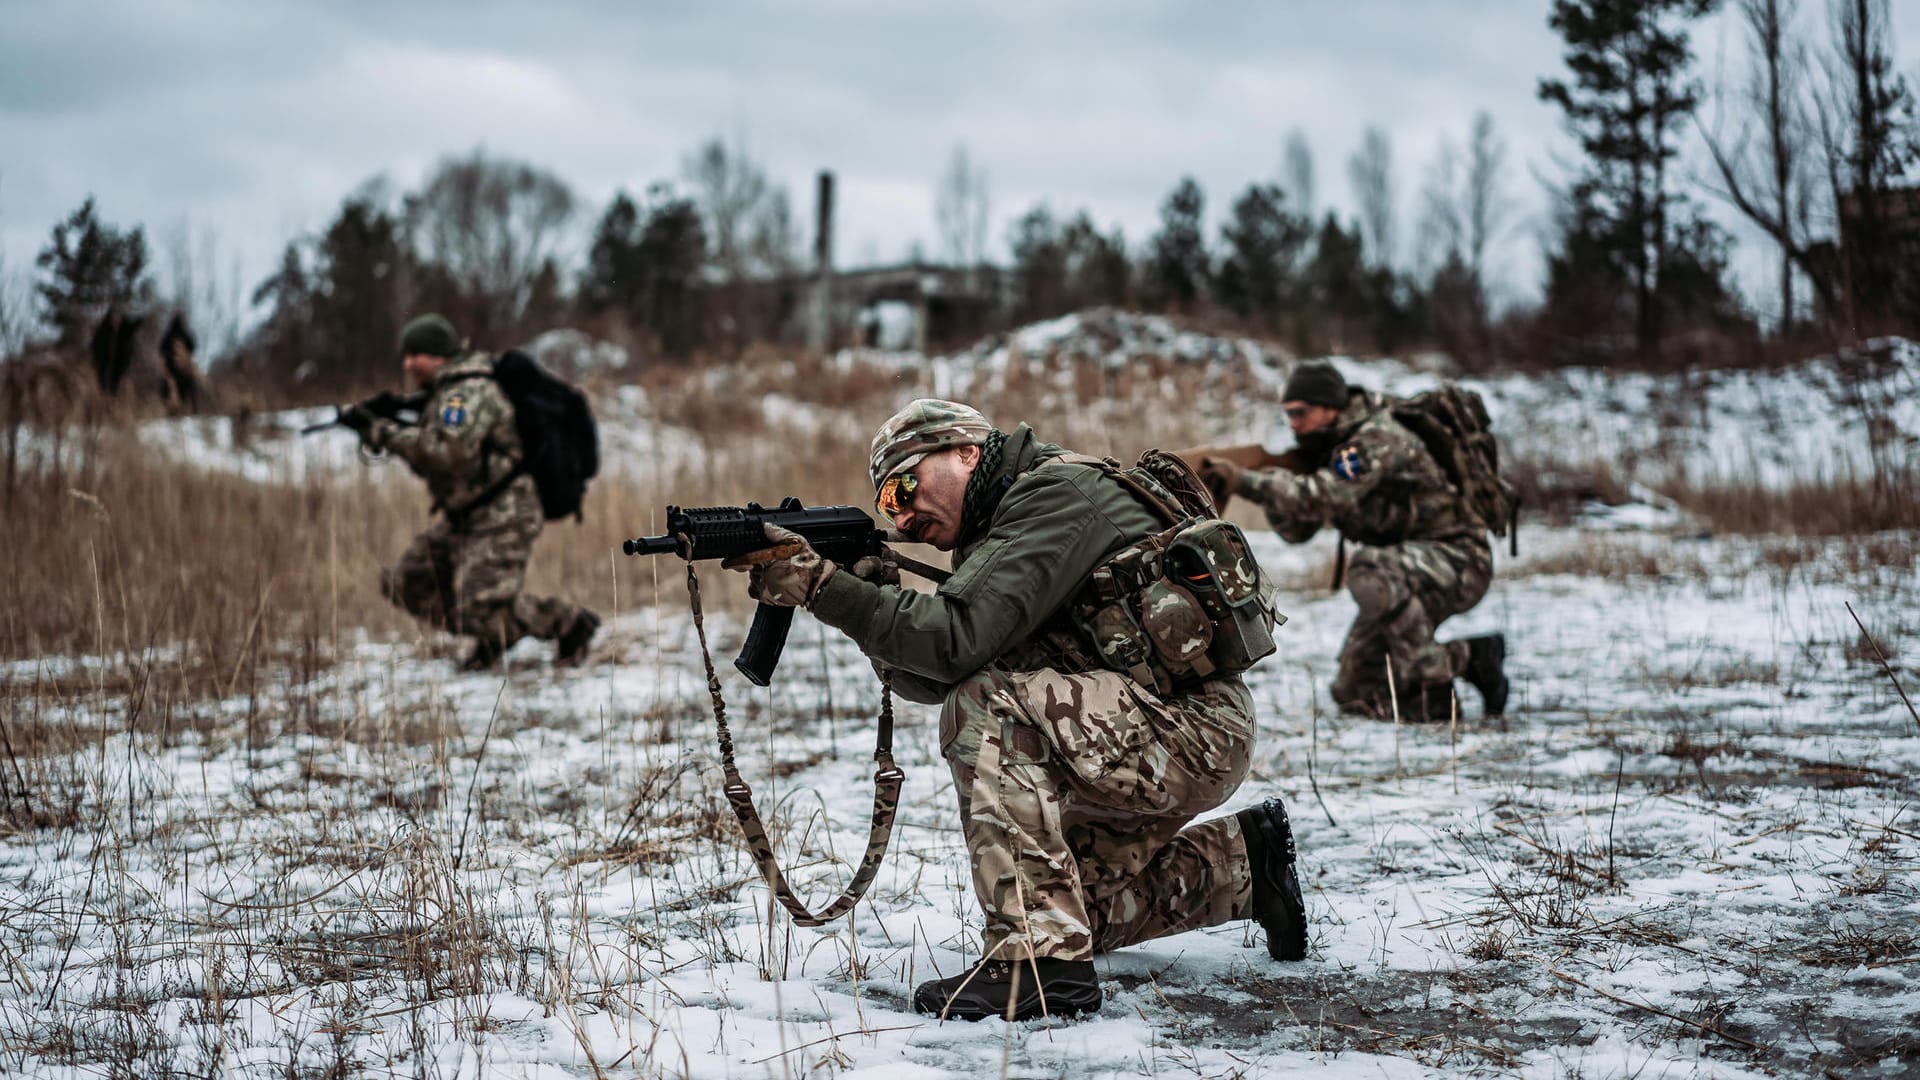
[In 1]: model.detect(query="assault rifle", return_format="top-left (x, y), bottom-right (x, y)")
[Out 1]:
top-left (300, 390), bottom-right (430, 435)
top-left (624, 498), bottom-right (886, 686)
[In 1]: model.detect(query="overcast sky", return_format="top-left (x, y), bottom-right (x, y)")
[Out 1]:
top-left (3, 0), bottom-right (1917, 335)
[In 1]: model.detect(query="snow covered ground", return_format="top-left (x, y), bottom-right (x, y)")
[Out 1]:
top-left (22, 315), bottom-right (1913, 503)
top-left (1, 522), bottom-right (1914, 1078)
top-left (2, 318), bottom-right (1916, 1076)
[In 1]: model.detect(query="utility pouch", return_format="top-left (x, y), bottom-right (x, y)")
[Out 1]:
top-left (1064, 450), bottom-right (1288, 695)
top-left (1163, 519), bottom-right (1282, 674)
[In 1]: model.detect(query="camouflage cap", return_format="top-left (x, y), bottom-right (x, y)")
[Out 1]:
top-left (868, 398), bottom-right (993, 491)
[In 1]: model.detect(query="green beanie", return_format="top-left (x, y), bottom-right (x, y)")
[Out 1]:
top-left (1281, 360), bottom-right (1348, 409)
top-left (399, 313), bottom-right (461, 358)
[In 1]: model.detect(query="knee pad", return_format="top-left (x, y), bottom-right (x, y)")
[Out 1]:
top-left (1346, 564), bottom-right (1400, 618)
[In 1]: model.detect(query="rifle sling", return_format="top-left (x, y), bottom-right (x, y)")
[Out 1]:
top-left (681, 558), bottom-right (902, 928)
top-left (440, 457), bottom-right (527, 524)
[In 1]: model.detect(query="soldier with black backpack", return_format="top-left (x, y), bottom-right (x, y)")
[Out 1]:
top-left (1200, 360), bottom-right (1510, 723)
top-left (337, 313), bottom-right (601, 671)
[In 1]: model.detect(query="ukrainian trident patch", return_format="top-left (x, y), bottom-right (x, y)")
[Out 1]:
top-left (1333, 444), bottom-right (1367, 482)
top-left (440, 392), bottom-right (467, 427)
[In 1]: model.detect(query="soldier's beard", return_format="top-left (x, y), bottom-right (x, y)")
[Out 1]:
top-left (1293, 426), bottom-right (1342, 465)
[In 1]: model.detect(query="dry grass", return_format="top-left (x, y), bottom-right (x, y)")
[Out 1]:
top-left (1662, 466), bottom-right (1920, 536)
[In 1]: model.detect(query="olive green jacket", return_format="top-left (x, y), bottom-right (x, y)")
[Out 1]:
top-left (1238, 390), bottom-right (1484, 549)
top-left (364, 352), bottom-right (539, 530)
top-left (810, 424), bottom-right (1165, 705)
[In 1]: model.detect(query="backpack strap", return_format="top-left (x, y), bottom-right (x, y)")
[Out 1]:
top-left (433, 363), bottom-right (530, 525)
top-left (1050, 452), bottom-right (1188, 526)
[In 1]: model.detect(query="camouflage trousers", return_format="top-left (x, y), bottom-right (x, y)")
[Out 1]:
top-left (939, 666), bottom-right (1257, 962)
top-left (382, 513), bottom-right (583, 652)
top-left (1332, 537), bottom-right (1492, 712)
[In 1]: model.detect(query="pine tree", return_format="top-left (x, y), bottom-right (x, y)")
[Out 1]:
top-left (581, 191), bottom-right (647, 317)
top-left (1145, 177), bottom-right (1210, 312)
top-left (1538, 0), bottom-right (1722, 356)
top-left (634, 188), bottom-right (707, 357)
top-left (1216, 183), bottom-right (1310, 330)
top-left (34, 197), bottom-right (152, 348)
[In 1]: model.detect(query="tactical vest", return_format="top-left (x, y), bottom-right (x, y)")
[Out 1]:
top-left (1003, 449), bottom-right (1285, 695)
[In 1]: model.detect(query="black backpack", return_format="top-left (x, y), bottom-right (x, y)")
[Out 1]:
top-left (450, 350), bottom-right (598, 521)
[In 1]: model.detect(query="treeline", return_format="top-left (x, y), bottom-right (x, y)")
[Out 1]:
top-left (11, 0), bottom-right (1920, 397)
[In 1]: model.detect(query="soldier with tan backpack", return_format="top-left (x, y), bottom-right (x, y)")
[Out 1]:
top-left (1191, 361), bottom-right (1513, 722)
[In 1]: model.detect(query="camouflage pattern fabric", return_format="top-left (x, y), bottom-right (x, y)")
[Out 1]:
top-left (939, 665), bottom-right (1257, 962)
top-left (867, 398), bottom-right (993, 491)
top-left (1239, 391), bottom-right (1493, 713)
top-left (380, 513), bottom-right (583, 650)
top-left (1332, 538), bottom-right (1492, 713)
top-left (364, 351), bottom-right (590, 651)
top-left (367, 352), bottom-right (529, 526)
top-left (1237, 391), bottom-right (1483, 548)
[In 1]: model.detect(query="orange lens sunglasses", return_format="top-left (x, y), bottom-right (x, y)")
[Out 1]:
top-left (875, 471), bottom-right (919, 522)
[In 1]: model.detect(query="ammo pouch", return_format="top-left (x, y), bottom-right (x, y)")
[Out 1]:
top-left (1064, 451), bottom-right (1285, 696)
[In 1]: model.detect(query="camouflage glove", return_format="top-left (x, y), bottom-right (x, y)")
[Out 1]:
top-left (848, 549), bottom-right (902, 587)
top-left (723, 523), bottom-right (838, 608)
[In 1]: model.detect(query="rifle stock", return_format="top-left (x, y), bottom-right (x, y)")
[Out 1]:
top-left (624, 497), bottom-right (885, 686)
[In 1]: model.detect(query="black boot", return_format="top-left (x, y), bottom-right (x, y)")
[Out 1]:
top-left (912, 956), bottom-right (1102, 1021)
top-left (555, 610), bottom-right (601, 666)
top-left (1237, 798), bottom-right (1308, 961)
top-left (460, 635), bottom-right (507, 672)
top-left (1461, 633), bottom-right (1509, 715)
top-left (1412, 682), bottom-right (1460, 723)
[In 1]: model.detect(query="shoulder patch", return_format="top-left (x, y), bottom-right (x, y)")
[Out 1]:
top-left (1332, 443), bottom-right (1367, 482)
top-left (440, 392), bottom-right (468, 428)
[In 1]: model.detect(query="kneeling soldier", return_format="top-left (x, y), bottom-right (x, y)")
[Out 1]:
top-left (735, 399), bottom-right (1308, 1022)
top-left (340, 314), bottom-right (600, 671)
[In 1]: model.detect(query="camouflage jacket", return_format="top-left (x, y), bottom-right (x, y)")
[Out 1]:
top-left (364, 353), bottom-right (540, 530)
top-left (810, 423), bottom-right (1171, 705)
top-left (1238, 390), bottom-right (1483, 549)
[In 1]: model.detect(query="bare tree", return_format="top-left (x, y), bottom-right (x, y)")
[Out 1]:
top-left (1464, 111), bottom-right (1510, 286)
top-left (0, 176), bottom-right (29, 358)
top-left (406, 150), bottom-right (575, 339)
top-left (682, 136), bottom-right (799, 281)
top-left (1347, 126), bottom-right (1397, 269)
top-left (934, 144), bottom-right (991, 271)
top-left (1416, 113), bottom-right (1508, 364)
top-left (1283, 128), bottom-right (1316, 221)
top-left (1702, 0), bottom-right (1819, 332)
top-left (0, 251), bottom-right (28, 359)
top-left (1816, 0), bottom-right (1916, 329)
top-left (157, 217), bottom-right (244, 363)
top-left (1416, 138), bottom-right (1464, 277)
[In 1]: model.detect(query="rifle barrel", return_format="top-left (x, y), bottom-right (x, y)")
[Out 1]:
top-left (622, 534), bottom-right (680, 557)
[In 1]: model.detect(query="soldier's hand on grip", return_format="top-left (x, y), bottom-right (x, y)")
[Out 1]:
top-left (1198, 456), bottom-right (1242, 500)
top-left (848, 550), bottom-right (902, 587)
top-left (337, 404), bottom-right (376, 436)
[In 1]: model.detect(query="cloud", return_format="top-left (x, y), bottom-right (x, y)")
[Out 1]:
top-left (8, 0), bottom-right (1908, 328)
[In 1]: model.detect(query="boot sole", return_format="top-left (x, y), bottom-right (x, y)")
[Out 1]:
top-left (913, 984), bottom-right (1103, 1022)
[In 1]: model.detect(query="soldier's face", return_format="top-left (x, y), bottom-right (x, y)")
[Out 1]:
top-left (403, 352), bottom-right (447, 387)
top-left (888, 443), bottom-right (982, 551)
top-left (1284, 401), bottom-right (1341, 438)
